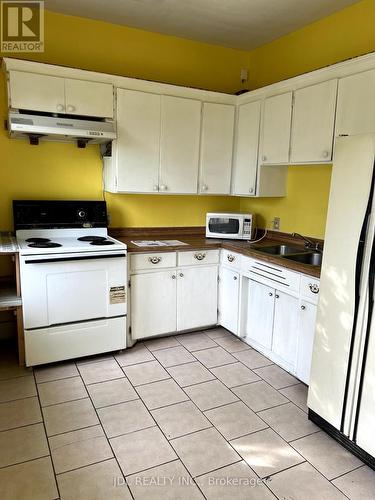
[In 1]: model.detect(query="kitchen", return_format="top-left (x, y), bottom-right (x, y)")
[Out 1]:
top-left (0, 1), bottom-right (375, 499)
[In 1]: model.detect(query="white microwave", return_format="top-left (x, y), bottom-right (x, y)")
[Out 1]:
top-left (206, 213), bottom-right (255, 240)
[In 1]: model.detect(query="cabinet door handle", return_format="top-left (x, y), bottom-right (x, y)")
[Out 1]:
top-left (233, 276), bottom-right (238, 280)
top-left (171, 274), bottom-right (176, 279)
top-left (153, 185), bottom-right (159, 191)
top-left (269, 292), bottom-right (273, 297)
top-left (249, 187), bottom-right (254, 194)
top-left (275, 294), bottom-right (280, 299)
top-left (179, 273), bottom-right (184, 278)
top-left (227, 254), bottom-right (235, 262)
top-left (159, 184), bottom-right (167, 191)
top-left (56, 104), bottom-right (65, 112)
top-left (309, 283), bottom-right (319, 294)
top-left (262, 155), bottom-right (267, 162)
top-left (149, 256), bottom-right (161, 264)
top-left (201, 184), bottom-right (208, 191)
top-left (322, 150), bottom-right (330, 158)
top-left (301, 305), bottom-right (306, 310)
top-left (67, 104), bottom-right (76, 112)
top-left (194, 252), bottom-right (206, 261)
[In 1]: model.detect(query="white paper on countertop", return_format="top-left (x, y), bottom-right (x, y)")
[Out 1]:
top-left (131, 240), bottom-right (189, 247)
top-left (0, 232), bottom-right (18, 253)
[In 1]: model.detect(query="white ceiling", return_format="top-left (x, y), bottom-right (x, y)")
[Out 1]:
top-left (45, 0), bottom-right (359, 50)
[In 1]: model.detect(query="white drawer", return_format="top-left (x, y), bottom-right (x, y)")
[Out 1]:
top-left (220, 250), bottom-right (242, 270)
top-left (178, 249), bottom-right (219, 267)
top-left (130, 252), bottom-right (176, 272)
top-left (301, 275), bottom-right (320, 304)
top-left (243, 258), bottom-right (301, 293)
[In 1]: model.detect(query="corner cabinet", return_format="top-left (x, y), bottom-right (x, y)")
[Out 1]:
top-left (129, 250), bottom-right (218, 340)
top-left (8, 70), bottom-right (114, 118)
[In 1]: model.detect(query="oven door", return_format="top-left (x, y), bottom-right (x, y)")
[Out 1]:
top-left (20, 252), bottom-right (127, 329)
top-left (207, 216), bottom-right (243, 238)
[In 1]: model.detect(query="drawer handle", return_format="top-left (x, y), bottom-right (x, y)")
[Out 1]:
top-left (309, 283), bottom-right (319, 294)
top-left (149, 256), bottom-right (161, 264)
top-left (269, 292), bottom-right (273, 297)
top-left (233, 276), bottom-right (238, 281)
top-left (301, 305), bottom-right (306, 310)
top-left (227, 254), bottom-right (235, 262)
top-left (194, 252), bottom-right (206, 261)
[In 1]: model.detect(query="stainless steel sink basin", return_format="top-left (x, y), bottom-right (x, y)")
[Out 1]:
top-left (283, 252), bottom-right (322, 266)
top-left (254, 244), bottom-right (305, 256)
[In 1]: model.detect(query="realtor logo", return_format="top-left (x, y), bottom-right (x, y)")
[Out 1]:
top-left (1, 0), bottom-right (44, 52)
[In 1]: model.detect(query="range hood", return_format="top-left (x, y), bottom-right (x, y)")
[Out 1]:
top-left (7, 111), bottom-right (116, 147)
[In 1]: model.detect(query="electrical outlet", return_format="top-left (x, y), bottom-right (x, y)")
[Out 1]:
top-left (273, 217), bottom-right (280, 231)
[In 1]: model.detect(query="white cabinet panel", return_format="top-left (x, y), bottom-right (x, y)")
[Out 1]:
top-left (116, 89), bottom-right (161, 193)
top-left (272, 291), bottom-right (299, 369)
top-left (296, 300), bottom-right (317, 385)
top-left (199, 103), bottom-right (234, 194)
top-left (64, 79), bottom-right (114, 118)
top-left (9, 71), bottom-right (65, 114)
top-left (160, 96), bottom-right (201, 194)
top-left (177, 266), bottom-right (217, 331)
top-left (245, 280), bottom-right (274, 350)
top-left (261, 92), bottom-right (292, 164)
top-left (290, 80), bottom-right (337, 163)
top-left (130, 271), bottom-right (177, 339)
top-left (336, 69), bottom-right (375, 137)
top-left (232, 101), bottom-right (261, 196)
top-left (218, 267), bottom-right (240, 335)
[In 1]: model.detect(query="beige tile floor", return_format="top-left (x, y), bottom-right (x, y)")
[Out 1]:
top-left (0, 328), bottom-right (374, 499)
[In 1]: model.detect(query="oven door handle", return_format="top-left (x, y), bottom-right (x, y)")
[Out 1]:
top-left (24, 253), bottom-right (126, 264)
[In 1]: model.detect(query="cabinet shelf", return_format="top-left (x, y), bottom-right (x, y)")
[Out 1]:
top-left (0, 283), bottom-right (22, 310)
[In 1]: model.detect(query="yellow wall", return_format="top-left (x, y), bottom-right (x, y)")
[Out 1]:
top-left (241, 0), bottom-right (375, 238)
top-left (0, 10), bottom-right (248, 231)
top-left (1, 1), bottom-right (375, 237)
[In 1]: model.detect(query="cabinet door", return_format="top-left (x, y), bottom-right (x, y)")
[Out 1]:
top-left (130, 271), bottom-right (177, 339)
top-left (336, 69), bottom-right (375, 137)
top-left (199, 103), bottom-right (235, 195)
top-left (261, 92), bottom-right (292, 164)
top-left (290, 80), bottom-right (337, 163)
top-left (218, 267), bottom-right (240, 335)
top-left (160, 96), bottom-right (201, 194)
top-left (232, 101), bottom-right (261, 196)
top-left (296, 300), bottom-right (317, 384)
top-left (177, 266), bottom-right (218, 331)
top-left (272, 291), bottom-right (299, 368)
top-left (116, 89), bottom-right (161, 193)
top-left (245, 280), bottom-right (274, 349)
top-left (9, 71), bottom-right (65, 114)
top-left (64, 79), bottom-right (114, 118)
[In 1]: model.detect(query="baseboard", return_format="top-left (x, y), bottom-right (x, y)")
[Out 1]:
top-left (308, 409), bottom-right (375, 470)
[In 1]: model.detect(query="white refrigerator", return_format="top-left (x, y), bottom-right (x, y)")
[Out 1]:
top-left (308, 133), bottom-right (375, 467)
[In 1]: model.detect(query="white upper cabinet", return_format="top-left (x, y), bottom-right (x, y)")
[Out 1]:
top-left (199, 103), bottom-right (235, 195)
top-left (336, 69), bottom-right (375, 137)
top-left (64, 79), bottom-right (114, 118)
top-left (160, 96), bottom-right (202, 194)
top-left (9, 71), bottom-right (65, 114)
top-left (8, 70), bottom-right (114, 118)
top-left (290, 80), bottom-right (337, 164)
top-left (115, 89), bottom-right (161, 193)
top-left (232, 100), bottom-right (261, 196)
top-left (260, 92), bottom-right (293, 165)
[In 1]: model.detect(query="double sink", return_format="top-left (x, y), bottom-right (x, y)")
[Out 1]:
top-left (252, 244), bottom-right (322, 267)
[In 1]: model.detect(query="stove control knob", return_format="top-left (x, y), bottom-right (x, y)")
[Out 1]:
top-left (78, 210), bottom-right (86, 219)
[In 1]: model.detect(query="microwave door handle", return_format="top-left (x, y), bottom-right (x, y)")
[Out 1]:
top-left (24, 253), bottom-right (126, 264)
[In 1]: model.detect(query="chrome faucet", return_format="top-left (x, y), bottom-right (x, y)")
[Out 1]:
top-left (292, 233), bottom-right (320, 251)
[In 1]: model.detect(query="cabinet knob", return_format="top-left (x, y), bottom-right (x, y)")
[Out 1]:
top-left (201, 184), bottom-right (208, 191)
top-left (233, 276), bottom-right (238, 280)
top-left (171, 274), bottom-right (176, 279)
top-left (67, 104), bottom-right (76, 112)
top-left (262, 155), bottom-right (267, 162)
top-left (56, 104), bottom-right (65, 112)
top-left (179, 273), bottom-right (184, 278)
top-left (322, 150), bottom-right (330, 158)
top-left (153, 185), bottom-right (159, 191)
top-left (148, 256), bottom-right (161, 264)
top-left (194, 252), bottom-right (206, 261)
top-left (159, 184), bottom-right (167, 191)
top-left (301, 305), bottom-right (306, 310)
top-left (227, 254), bottom-right (235, 262)
top-left (309, 283), bottom-right (319, 294)
top-left (249, 187), bottom-right (254, 194)
top-left (275, 294), bottom-right (280, 299)
top-left (269, 292), bottom-right (273, 297)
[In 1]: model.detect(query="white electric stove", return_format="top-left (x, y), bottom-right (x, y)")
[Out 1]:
top-left (14, 200), bottom-right (127, 366)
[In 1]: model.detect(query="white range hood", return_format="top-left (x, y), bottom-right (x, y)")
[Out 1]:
top-left (8, 111), bottom-right (116, 146)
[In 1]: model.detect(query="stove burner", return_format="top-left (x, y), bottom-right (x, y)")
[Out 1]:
top-left (77, 236), bottom-right (107, 242)
top-left (25, 238), bottom-right (51, 243)
top-left (28, 242), bottom-right (62, 248)
top-left (90, 240), bottom-right (115, 246)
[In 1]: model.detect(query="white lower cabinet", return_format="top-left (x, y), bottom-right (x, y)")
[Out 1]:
top-left (244, 280), bottom-right (274, 350)
top-left (218, 267), bottom-right (240, 335)
top-left (177, 266), bottom-right (218, 331)
top-left (296, 299), bottom-right (318, 384)
top-left (272, 291), bottom-right (299, 370)
top-left (130, 270), bottom-right (177, 340)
